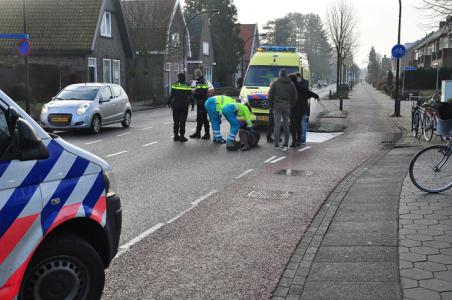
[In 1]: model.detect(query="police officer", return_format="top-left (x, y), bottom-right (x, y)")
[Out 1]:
top-left (190, 69), bottom-right (210, 140)
top-left (204, 95), bottom-right (236, 144)
top-left (222, 102), bottom-right (254, 151)
top-left (168, 73), bottom-right (194, 142)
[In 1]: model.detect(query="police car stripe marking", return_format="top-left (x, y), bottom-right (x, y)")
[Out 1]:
top-left (0, 161), bottom-right (10, 177)
top-left (82, 173), bottom-right (105, 218)
top-left (65, 156), bottom-right (90, 179)
top-left (0, 160), bottom-right (36, 190)
top-left (43, 150), bottom-right (76, 183)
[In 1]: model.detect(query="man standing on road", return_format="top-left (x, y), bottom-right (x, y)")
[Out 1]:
top-left (289, 72), bottom-right (319, 147)
top-left (190, 69), bottom-right (211, 140)
top-left (168, 73), bottom-right (194, 142)
top-left (268, 69), bottom-right (298, 151)
top-left (204, 95), bottom-right (236, 144)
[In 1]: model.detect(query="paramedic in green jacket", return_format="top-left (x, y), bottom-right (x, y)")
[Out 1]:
top-left (204, 95), bottom-right (236, 143)
top-left (222, 102), bottom-right (253, 150)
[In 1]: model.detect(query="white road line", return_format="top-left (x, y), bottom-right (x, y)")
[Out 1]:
top-left (271, 156), bottom-right (287, 164)
top-left (236, 169), bottom-right (254, 179)
top-left (142, 141), bottom-right (158, 147)
top-left (117, 132), bottom-right (131, 137)
top-left (141, 127), bottom-right (153, 131)
top-left (105, 151), bottom-right (127, 158)
top-left (298, 146), bottom-right (312, 153)
top-left (167, 207), bottom-right (195, 224)
top-left (264, 156), bottom-right (278, 163)
top-left (115, 223), bottom-right (165, 258)
top-left (191, 190), bottom-right (218, 206)
top-left (85, 140), bottom-right (102, 145)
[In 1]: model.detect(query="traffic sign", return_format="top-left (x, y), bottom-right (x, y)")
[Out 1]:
top-left (16, 38), bottom-right (32, 57)
top-left (404, 66), bottom-right (417, 71)
top-left (392, 44), bottom-right (406, 59)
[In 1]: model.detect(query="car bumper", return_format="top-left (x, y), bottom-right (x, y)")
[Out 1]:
top-left (40, 112), bottom-right (93, 130)
top-left (105, 193), bottom-right (122, 266)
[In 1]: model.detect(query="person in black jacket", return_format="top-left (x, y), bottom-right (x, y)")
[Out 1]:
top-left (168, 73), bottom-right (194, 142)
top-left (190, 69), bottom-right (211, 140)
top-left (289, 72), bottom-right (319, 147)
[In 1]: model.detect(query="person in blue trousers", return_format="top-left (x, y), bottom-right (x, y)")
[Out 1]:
top-left (204, 95), bottom-right (236, 144)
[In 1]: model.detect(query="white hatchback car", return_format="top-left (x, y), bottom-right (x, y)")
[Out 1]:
top-left (40, 83), bottom-right (132, 134)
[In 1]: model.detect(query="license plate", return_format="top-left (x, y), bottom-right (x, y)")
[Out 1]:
top-left (257, 115), bottom-right (269, 121)
top-left (51, 116), bottom-right (69, 123)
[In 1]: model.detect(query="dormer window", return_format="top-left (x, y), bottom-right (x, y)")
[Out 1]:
top-left (101, 12), bottom-right (112, 38)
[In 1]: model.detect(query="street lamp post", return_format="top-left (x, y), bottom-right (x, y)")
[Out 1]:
top-left (394, 0), bottom-right (402, 117)
top-left (241, 33), bottom-right (266, 79)
top-left (182, 10), bottom-right (220, 76)
top-left (22, 0), bottom-right (32, 114)
top-left (435, 63), bottom-right (440, 91)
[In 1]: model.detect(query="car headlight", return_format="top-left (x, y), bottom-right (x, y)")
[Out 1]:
top-left (103, 170), bottom-right (118, 197)
top-left (76, 103), bottom-right (91, 115)
top-left (41, 104), bottom-right (48, 114)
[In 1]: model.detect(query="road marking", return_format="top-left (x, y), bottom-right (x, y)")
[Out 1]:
top-left (167, 207), bottom-right (195, 224)
top-left (116, 223), bottom-right (165, 258)
top-left (236, 169), bottom-right (254, 179)
top-left (191, 190), bottom-right (218, 206)
top-left (271, 156), bottom-right (287, 164)
top-left (105, 151), bottom-right (127, 158)
top-left (85, 140), bottom-right (102, 145)
top-left (142, 141), bottom-right (158, 147)
top-left (141, 127), bottom-right (153, 131)
top-left (164, 122), bottom-right (172, 125)
top-left (117, 132), bottom-right (131, 137)
top-left (265, 156), bottom-right (278, 163)
top-left (298, 146), bottom-right (312, 153)
top-left (307, 132), bottom-right (343, 143)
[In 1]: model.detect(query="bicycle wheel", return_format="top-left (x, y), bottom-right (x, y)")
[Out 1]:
top-left (412, 111), bottom-right (420, 138)
top-left (409, 145), bottom-right (452, 193)
top-left (423, 113), bottom-right (434, 142)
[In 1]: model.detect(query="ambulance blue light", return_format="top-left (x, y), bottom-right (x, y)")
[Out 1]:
top-left (259, 46), bottom-right (297, 53)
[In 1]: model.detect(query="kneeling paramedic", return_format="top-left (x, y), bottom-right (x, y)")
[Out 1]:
top-left (222, 102), bottom-right (254, 151)
top-left (204, 95), bottom-right (236, 144)
top-left (168, 73), bottom-right (194, 142)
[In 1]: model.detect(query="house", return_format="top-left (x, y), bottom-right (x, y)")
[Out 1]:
top-left (0, 0), bottom-right (133, 102)
top-left (187, 14), bottom-right (215, 83)
top-left (122, 0), bottom-right (189, 103)
top-left (236, 24), bottom-right (260, 86)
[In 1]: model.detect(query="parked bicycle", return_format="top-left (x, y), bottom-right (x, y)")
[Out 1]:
top-left (409, 102), bottom-right (452, 193)
top-left (410, 94), bottom-right (442, 142)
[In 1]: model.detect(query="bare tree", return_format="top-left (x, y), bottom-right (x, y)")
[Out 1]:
top-left (419, 0), bottom-right (452, 22)
top-left (325, 0), bottom-right (358, 96)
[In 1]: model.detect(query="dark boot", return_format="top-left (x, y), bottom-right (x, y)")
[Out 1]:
top-left (173, 135), bottom-right (180, 141)
top-left (179, 136), bottom-right (188, 142)
top-left (201, 132), bottom-right (210, 140)
top-left (190, 132), bottom-right (201, 139)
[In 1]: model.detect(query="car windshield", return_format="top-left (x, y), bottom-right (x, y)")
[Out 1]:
top-left (55, 86), bottom-right (100, 101)
top-left (244, 66), bottom-right (299, 87)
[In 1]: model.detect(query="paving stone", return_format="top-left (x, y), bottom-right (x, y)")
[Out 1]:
top-left (288, 285), bottom-right (304, 295)
top-left (400, 229), bottom-right (419, 235)
top-left (414, 261), bottom-right (447, 272)
top-left (435, 271), bottom-right (452, 282)
top-left (328, 221), bottom-right (397, 233)
top-left (323, 232), bottom-right (397, 246)
top-left (429, 254), bottom-right (452, 265)
top-left (400, 219), bottom-right (414, 225)
top-left (442, 291), bottom-right (452, 300)
top-left (403, 287), bottom-right (441, 300)
top-left (441, 248), bottom-right (452, 255)
top-left (422, 241), bottom-right (451, 249)
top-left (286, 295), bottom-right (300, 300)
top-left (400, 260), bottom-right (413, 269)
top-left (400, 247), bottom-right (409, 253)
top-left (419, 279), bottom-right (452, 292)
top-left (406, 234), bottom-right (434, 242)
top-left (418, 229), bottom-right (445, 236)
top-left (273, 287), bottom-right (289, 297)
top-left (424, 214), bottom-right (450, 220)
top-left (440, 220), bottom-right (452, 226)
top-left (301, 282), bottom-right (401, 300)
top-left (401, 277), bottom-right (418, 289)
top-left (334, 210), bottom-right (397, 222)
top-left (315, 246), bottom-right (397, 262)
top-left (400, 268), bottom-right (434, 280)
top-left (404, 224), bottom-right (428, 230)
top-left (283, 269), bottom-right (296, 279)
top-left (400, 252), bottom-right (427, 262)
top-left (401, 214), bottom-right (424, 220)
top-left (278, 277), bottom-right (293, 287)
top-left (410, 247), bottom-right (440, 255)
top-left (433, 235), bottom-right (452, 243)
top-left (295, 268), bottom-right (310, 277)
top-left (287, 262), bottom-right (299, 270)
top-left (400, 239), bottom-right (422, 247)
top-left (292, 276), bottom-right (306, 285)
top-left (414, 219), bottom-right (439, 225)
top-left (308, 262), bottom-right (398, 282)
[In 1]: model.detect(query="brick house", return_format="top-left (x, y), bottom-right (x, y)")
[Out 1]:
top-left (123, 0), bottom-right (190, 103)
top-left (0, 0), bottom-right (134, 102)
top-left (186, 15), bottom-right (215, 83)
top-left (236, 24), bottom-right (260, 87)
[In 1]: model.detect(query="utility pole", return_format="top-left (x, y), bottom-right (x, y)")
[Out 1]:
top-left (23, 0), bottom-right (31, 114)
top-left (394, 0), bottom-right (402, 117)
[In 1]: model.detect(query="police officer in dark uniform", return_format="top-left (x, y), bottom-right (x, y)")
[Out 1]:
top-left (190, 69), bottom-right (210, 140)
top-left (168, 73), bottom-right (194, 142)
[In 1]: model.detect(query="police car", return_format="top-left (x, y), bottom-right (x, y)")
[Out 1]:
top-left (0, 89), bottom-right (121, 300)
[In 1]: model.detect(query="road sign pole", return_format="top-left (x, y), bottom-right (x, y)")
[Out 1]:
top-left (394, 0), bottom-right (402, 117)
top-left (402, 70), bottom-right (405, 99)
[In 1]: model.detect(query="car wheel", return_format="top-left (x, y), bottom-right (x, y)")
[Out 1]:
top-left (18, 235), bottom-right (105, 300)
top-left (121, 111), bottom-right (131, 128)
top-left (91, 115), bottom-right (101, 134)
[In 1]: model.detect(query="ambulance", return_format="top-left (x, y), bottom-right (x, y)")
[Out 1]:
top-left (0, 89), bottom-right (121, 300)
top-left (239, 46), bottom-right (311, 125)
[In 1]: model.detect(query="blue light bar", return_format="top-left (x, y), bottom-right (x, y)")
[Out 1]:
top-left (259, 46), bottom-right (297, 52)
top-left (0, 34), bottom-right (30, 40)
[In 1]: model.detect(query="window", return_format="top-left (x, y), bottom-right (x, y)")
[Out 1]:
top-left (101, 86), bottom-right (113, 100)
top-left (203, 42), bottom-right (209, 56)
top-left (103, 59), bottom-right (112, 83)
top-left (164, 63), bottom-right (171, 72)
top-left (0, 109), bottom-right (10, 156)
top-left (112, 60), bottom-right (121, 85)
top-left (171, 33), bottom-right (180, 47)
top-left (88, 58), bottom-right (97, 82)
top-left (176, 64), bottom-right (180, 74)
top-left (101, 12), bottom-right (112, 38)
top-left (244, 65), bottom-right (299, 87)
top-left (112, 85), bottom-right (122, 98)
top-left (205, 67), bottom-right (212, 82)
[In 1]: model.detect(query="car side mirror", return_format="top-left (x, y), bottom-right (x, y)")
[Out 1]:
top-left (7, 107), bottom-right (19, 134)
top-left (14, 118), bottom-right (49, 161)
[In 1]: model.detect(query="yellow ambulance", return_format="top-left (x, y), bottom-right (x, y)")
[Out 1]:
top-left (239, 46), bottom-right (311, 125)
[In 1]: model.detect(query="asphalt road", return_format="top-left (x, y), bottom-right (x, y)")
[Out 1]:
top-left (59, 86), bottom-right (335, 245)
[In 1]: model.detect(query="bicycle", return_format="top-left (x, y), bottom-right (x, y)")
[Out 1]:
top-left (421, 93), bottom-right (442, 142)
top-left (409, 106), bottom-right (452, 193)
top-left (411, 95), bottom-right (428, 140)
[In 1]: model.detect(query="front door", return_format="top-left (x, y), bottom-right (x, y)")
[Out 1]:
top-left (99, 86), bottom-right (115, 124)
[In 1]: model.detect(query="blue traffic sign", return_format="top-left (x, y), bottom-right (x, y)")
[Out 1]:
top-left (392, 44), bottom-right (406, 59)
top-left (404, 66), bottom-right (417, 71)
top-left (16, 38), bottom-right (32, 57)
